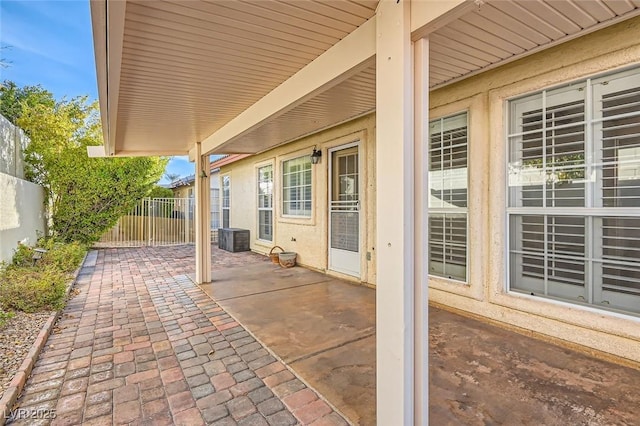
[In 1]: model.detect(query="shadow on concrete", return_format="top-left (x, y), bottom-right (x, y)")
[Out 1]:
top-left (201, 246), bottom-right (640, 425)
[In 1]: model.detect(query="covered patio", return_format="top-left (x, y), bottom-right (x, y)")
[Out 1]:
top-left (89, 1), bottom-right (640, 423)
top-left (200, 246), bottom-right (640, 425)
top-left (11, 245), bottom-right (640, 425)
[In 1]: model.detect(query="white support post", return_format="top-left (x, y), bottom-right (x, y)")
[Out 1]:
top-left (195, 142), bottom-right (212, 284)
top-left (375, 0), bottom-right (420, 424)
top-left (413, 36), bottom-right (429, 426)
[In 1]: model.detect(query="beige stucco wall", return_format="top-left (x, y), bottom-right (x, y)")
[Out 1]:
top-left (0, 115), bottom-right (29, 179)
top-left (428, 16), bottom-right (640, 365)
top-left (0, 115), bottom-right (47, 264)
top-left (0, 173), bottom-right (46, 264)
top-left (172, 185), bottom-right (194, 199)
top-left (220, 114), bottom-right (377, 285)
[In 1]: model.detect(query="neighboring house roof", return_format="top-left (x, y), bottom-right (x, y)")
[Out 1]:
top-left (209, 154), bottom-right (251, 172)
top-left (169, 175), bottom-right (195, 189)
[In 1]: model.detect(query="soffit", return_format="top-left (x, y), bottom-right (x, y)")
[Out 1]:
top-left (216, 0), bottom-right (640, 154)
top-left (428, 0), bottom-right (640, 88)
top-left (112, 0), bottom-right (378, 154)
top-left (213, 64), bottom-right (376, 154)
top-left (103, 0), bottom-right (640, 156)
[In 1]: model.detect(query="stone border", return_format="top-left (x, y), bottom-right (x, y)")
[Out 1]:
top-left (0, 250), bottom-right (93, 425)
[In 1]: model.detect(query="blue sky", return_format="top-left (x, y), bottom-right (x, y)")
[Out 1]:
top-left (0, 0), bottom-right (193, 182)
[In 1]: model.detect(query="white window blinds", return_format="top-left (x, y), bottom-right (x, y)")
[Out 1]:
top-left (508, 67), bottom-right (640, 315)
top-left (429, 112), bottom-right (468, 282)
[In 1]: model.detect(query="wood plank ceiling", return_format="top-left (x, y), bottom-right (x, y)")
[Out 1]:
top-left (107, 0), bottom-right (640, 155)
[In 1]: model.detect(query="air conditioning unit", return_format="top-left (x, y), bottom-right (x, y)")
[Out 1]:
top-left (218, 228), bottom-right (250, 252)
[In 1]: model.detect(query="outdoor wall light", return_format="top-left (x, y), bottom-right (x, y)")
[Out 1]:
top-left (311, 147), bottom-right (322, 165)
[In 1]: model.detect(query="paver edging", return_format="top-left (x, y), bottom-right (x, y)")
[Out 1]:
top-left (196, 280), bottom-right (354, 426)
top-left (0, 250), bottom-right (92, 426)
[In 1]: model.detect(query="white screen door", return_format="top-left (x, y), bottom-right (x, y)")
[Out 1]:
top-left (329, 144), bottom-right (360, 277)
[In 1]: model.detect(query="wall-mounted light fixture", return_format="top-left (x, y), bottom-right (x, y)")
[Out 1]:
top-left (311, 146), bottom-right (322, 165)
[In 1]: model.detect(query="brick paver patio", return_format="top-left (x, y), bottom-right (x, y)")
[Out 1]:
top-left (8, 247), bottom-right (346, 425)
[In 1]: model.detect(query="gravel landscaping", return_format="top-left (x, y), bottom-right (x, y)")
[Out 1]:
top-left (0, 311), bottom-right (51, 399)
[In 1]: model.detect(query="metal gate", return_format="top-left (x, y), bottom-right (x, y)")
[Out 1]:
top-left (95, 198), bottom-right (195, 247)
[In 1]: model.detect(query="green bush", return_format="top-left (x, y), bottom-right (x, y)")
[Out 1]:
top-left (0, 309), bottom-right (14, 328)
top-left (0, 265), bottom-right (68, 313)
top-left (11, 243), bottom-right (35, 267)
top-left (37, 239), bottom-right (86, 272)
top-left (0, 239), bottom-right (86, 313)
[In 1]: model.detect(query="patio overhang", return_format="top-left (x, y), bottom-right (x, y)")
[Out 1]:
top-left (90, 0), bottom-right (640, 158)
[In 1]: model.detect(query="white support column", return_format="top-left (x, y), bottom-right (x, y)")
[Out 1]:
top-left (413, 36), bottom-right (429, 426)
top-left (376, 0), bottom-right (421, 424)
top-left (195, 142), bottom-right (211, 284)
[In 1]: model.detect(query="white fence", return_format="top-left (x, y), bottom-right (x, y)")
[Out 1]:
top-left (96, 198), bottom-right (198, 247)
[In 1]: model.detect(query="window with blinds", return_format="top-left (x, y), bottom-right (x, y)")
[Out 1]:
top-left (257, 165), bottom-right (273, 241)
top-left (222, 175), bottom-right (230, 228)
top-left (428, 112), bottom-right (468, 282)
top-left (507, 67), bottom-right (640, 315)
top-left (282, 155), bottom-right (312, 217)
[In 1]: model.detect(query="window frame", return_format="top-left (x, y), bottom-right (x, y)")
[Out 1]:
top-left (257, 163), bottom-right (274, 242)
top-left (221, 174), bottom-right (230, 228)
top-left (505, 66), bottom-right (640, 317)
top-left (281, 154), bottom-right (313, 219)
top-left (428, 110), bottom-right (470, 283)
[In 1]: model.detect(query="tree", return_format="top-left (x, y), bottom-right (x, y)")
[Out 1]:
top-left (0, 80), bottom-right (55, 125)
top-left (149, 185), bottom-right (174, 199)
top-left (164, 172), bottom-right (181, 183)
top-left (9, 83), bottom-right (167, 244)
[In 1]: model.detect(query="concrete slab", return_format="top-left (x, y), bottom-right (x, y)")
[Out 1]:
top-left (204, 262), bottom-right (333, 301)
top-left (290, 335), bottom-right (376, 426)
top-left (203, 278), bottom-right (375, 363)
top-left (429, 307), bottom-right (640, 425)
top-left (208, 255), bottom-right (640, 426)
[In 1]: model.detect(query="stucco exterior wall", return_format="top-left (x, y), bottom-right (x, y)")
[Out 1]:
top-left (0, 173), bottom-right (46, 264)
top-left (428, 16), bottom-right (640, 364)
top-left (0, 115), bottom-right (47, 264)
top-left (172, 185), bottom-right (194, 199)
top-left (220, 114), bottom-right (377, 285)
top-left (0, 115), bottom-right (29, 179)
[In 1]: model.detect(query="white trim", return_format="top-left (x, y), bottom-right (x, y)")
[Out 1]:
top-left (90, 0), bottom-right (126, 157)
top-left (256, 162), bottom-right (275, 243)
top-left (504, 66), bottom-right (640, 316)
top-left (195, 142), bottom-right (211, 284)
top-left (375, 0), bottom-right (416, 423)
top-left (413, 36), bottom-right (429, 426)
top-left (281, 154), bottom-right (313, 219)
top-left (428, 94), bottom-right (487, 302)
top-left (327, 141), bottom-right (362, 279)
top-left (427, 110), bottom-right (469, 283)
top-left (221, 173), bottom-right (231, 228)
top-left (195, 17), bottom-right (377, 157)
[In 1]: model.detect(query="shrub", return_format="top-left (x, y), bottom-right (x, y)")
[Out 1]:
top-left (0, 309), bottom-right (14, 328)
top-left (37, 239), bottom-right (86, 273)
top-left (0, 239), bottom-right (86, 313)
top-left (11, 243), bottom-right (35, 267)
top-left (0, 265), bottom-right (68, 313)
